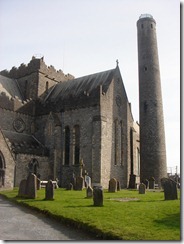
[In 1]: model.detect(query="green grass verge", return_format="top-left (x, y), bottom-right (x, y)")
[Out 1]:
top-left (0, 188), bottom-right (180, 240)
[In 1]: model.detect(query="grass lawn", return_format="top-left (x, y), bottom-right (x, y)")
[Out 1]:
top-left (0, 188), bottom-right (180, 240)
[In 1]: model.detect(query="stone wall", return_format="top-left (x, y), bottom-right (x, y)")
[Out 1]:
top-left (0, 108), bottom-right (34, 133)
top-left (15, 154), bottom-right (50, 186)
top-left (100, 67), bottom-right (135, 188)
top-left (0, 129), bottom-right (15, 189)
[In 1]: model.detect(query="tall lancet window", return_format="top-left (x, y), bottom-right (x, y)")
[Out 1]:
top-left (65, 126), bottom-right (70, 165)
top-left (73, 125), bottom-right (80, 165)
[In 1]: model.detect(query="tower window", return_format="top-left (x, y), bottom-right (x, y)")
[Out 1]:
top-left (141, 24), bottom-right (144, 29)
top-left (144, 66), bottom-right (147, 72)
top-left (151, 24), bottom-right (153, 28)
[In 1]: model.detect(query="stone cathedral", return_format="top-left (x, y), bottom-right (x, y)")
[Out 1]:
top-left (0, 14), bottom-right (167, 190)
top-left (0, 56), bottom-right (140, 189)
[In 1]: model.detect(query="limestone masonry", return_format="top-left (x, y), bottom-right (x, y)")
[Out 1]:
top-left (0, 14), bottom-right (167, 189)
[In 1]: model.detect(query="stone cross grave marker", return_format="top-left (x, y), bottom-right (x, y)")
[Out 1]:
top-left (108, 178), bottom-right (117, 192)
top-left (85, 175), bottom-right (91, 188)
top-left (45, 180), bottom-right (54, 200)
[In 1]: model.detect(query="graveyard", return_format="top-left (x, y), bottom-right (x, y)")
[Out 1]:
top-left (0, 183), bottom-right (180, 241)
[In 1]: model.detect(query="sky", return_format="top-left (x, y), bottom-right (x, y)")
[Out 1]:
top-left (0, 0), bottom-right (180, 174)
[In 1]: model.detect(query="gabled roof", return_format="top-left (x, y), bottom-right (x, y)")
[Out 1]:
top-left (44, 68), bottom-right (115, 103)
top-left (2, 130), bottom-right (49, 156)
top-left (0, 75), bottom-right (23, 100)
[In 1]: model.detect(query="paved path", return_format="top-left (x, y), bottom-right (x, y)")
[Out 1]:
top-left (0, 195), bottom-right (94, 240)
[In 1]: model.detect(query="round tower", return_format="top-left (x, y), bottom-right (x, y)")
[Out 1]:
top-left (137, 14), bottom-right (167, 185)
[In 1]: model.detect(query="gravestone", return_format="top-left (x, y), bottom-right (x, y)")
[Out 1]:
top-left (117, 180), bottom-right (121, 191)
top-left (85, 175), bottom-right (91, 188)
top-left (37, 178), bottom-right (41, 190)
top-left (93, 186), bottom-right (103, 206)
top-left (86, 186), bottom-right (93, 198)
top-left (75, 176), bottom-right (84, 190)
top-left (26, 173), bottom-right (37, 199)
top-left (139, 183), bottom-right (146, 194)
top-left (18, 179), bottom-right (27, 197)
top-left (45, 180), bottom-right (54, 200)
top-left (128, 174), bottom-right (136, 189)
top-left (143, 179), bottom-right (149, 189)
top-left (149, 177), bottom-right (155, 189)
top-left (161, 178), bottom-right (178, 200)
top-left (108, 178), bottom-right (117, 192)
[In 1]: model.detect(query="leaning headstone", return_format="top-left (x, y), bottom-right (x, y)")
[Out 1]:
top-left (139, 183), bottom-right (146, 194)
top-left (161, 178), bottom-right (178, 200)
top-left (45, 180), bottom-right (54, 200)
top-left (86, 186), bottom-right (93, 198)
top-left (149, 177), bottom-right (155, 189)
top-left (26, 173), bottom-right (37, 199)
top-left (37, 178), bottom-right (41, 190)
top-left (109, 178), bottom-right (117, 192)
top-left (117, 180), bottom-right (121, 191)
top-left (93, 186), bottom-right (103, 206)
top-left (75, 176), bottom-right (84, 190)
top-left (18, 179), bottom-right (27, 197)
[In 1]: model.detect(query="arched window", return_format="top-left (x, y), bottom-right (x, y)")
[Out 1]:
top-left (114, 119), bottom-right (118, 165)
top-left (73, 125), bottom-right (80, 165)
top-left (0, 152), bottom-right (5, 187)
top-left (65, 126), bottom-right (70, 165)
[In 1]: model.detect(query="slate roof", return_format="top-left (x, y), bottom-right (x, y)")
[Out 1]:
top-left (2, 130), bottom-right (49, 156)
top-left (44, 68), bottom-right (115, 103)
top-left (0, 75), bottom-right (23, 100)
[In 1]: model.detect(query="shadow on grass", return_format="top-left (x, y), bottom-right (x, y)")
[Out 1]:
top-left (64, 205), bottom-right (104, 208)
top-left (154, 213), bottom-right (180, 229)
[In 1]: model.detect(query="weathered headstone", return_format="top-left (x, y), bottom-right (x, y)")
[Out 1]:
top-left (37, 178), bottom-right (41, 190)
top-left (108, 178), bottom-right (117, 192)
top-left (93, 186), bottom-right (103, 206)
top-left (18, 179), bottom-right (27, 197)
top-left (86, 186), bottom-right (93, 198)
top-left (139, 183), bottom-right (146, 194)
top-left (26, 173), bottom-right (37, 199)
top-left (149, 177), bottom-right (155, 189)
top-left (75, 176), bottom-right (84, 190)
top-left (128, 174), bottom-right (136, 189)
top-left (161, 178), bottom-right (178, 200)
top-left (45, 180), bottom-right (54, 200)
top-left (117, 180), bottom-right (121, 191)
